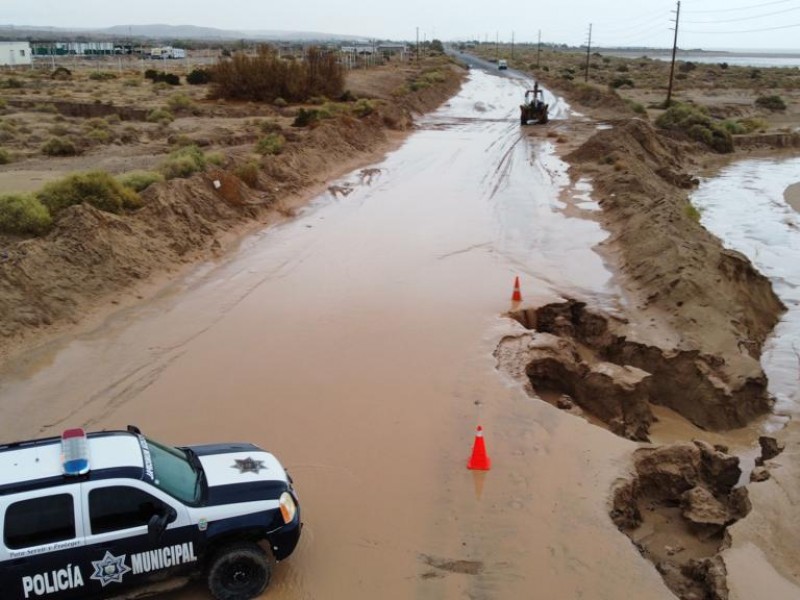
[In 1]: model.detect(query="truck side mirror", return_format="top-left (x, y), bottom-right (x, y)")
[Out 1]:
top-left (147, 513), bottom-right (169, 544)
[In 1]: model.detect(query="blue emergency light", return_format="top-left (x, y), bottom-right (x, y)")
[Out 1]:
top-left (61, 428), bottom-right (90, 476)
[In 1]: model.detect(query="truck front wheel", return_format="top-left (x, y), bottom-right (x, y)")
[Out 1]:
top-left (208, 543), bottom-right (272, 600)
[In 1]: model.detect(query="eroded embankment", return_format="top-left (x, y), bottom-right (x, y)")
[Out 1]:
top-left (0, 68), bottom-right (464, 358)
top-left (501, 301), bottom-right (772, 437)
top-left (564, 120), bottom-right (784, 363)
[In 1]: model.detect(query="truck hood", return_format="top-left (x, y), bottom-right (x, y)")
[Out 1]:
top-left (189, 443), bottom-right (289, 488)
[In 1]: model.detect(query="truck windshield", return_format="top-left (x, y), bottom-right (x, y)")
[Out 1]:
top-left (146, 438), bottom-right (202, 505)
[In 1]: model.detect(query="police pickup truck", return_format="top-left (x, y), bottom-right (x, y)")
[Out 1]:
top-left (0, 426), bottom-right (301, 600)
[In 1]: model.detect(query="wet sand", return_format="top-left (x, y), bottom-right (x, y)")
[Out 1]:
top-left (786, 182), bottom-right (800, 212)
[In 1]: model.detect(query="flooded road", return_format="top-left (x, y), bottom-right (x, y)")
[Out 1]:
top-left (0, 71), bottom-right (674, 599)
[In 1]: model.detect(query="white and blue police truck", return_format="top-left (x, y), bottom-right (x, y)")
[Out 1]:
top-left (0, 426), bottom-right (301, 600)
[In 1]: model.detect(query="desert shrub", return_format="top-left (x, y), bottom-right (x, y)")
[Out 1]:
top-left (610, 76), bottom-right (634, 89)
top-left (85, 117), bottom-right (110, 130)
top-left (205, 151), bottom-right (226, 166)
top-left (625, 100), bottom-right (647, 116)
top-left (292, 108), bottom-right (319, 127)
top-left (50, 66), bottom-right (72, 80)
top-left (722, 120), bottom-right (746, 134)
top-left (37, 171), bottom-right (141, 215)
top-left (615, 64), bottom-right (629, 72)
top-left (89, 71), bottom-right (117, 81)
top-left (750, 69), bottom-right (761, 79)
top-left (33, 103), bottom-right (57, 113)
top-left (117, 170), bottom-right (164, 192)
top-left (86, 129), bottom-right (113, 144)
top-left (41, 137), bottom-right (78, 156)
top-left (146, 108), bottom-right (175, 124)
top-left (166, 93), bottom-right (194, 112)
top-left (122, 78), bottom-right (141, 87)
top-left (656, 103), bottom-right (733, 153)
top-left (210, 45), bottom-right (344, 103)
top-left (145, 70), bottom-right (180, 85)
top-left (338, 89), bottom-right (355, 102)
top-left (186, 68), bottom-right (212, 85)
top-left (755, 95), bottom-right (786, 111)
top-left (352, 98), bottom-right (375, 118)
top-left (119, 126), bottom-right (140, 144)
top-left (234, 160), bottom-right (261, 188)
top-left (719, 62), bottom-right (729, 70)
top-left (685, 203), bottom-right (701, 222)
top-left (0, 194), bottom-right (52, 235)
top-left (2, 78), bottom-right (23, 89)
top-left (273, 97), bottom-right (288, 107)
top-left (391, 85), bottom-right (410, 97)
top-left (308, 96), bottom-right (327, 105)
top-left (258, 119), bottom-right (282, 134)
top-left (159, 145), bottom-right (206, 179)
top-left (679, 61), bottom-right (696, 73)
top-left (0, 148), bottom-right (11, 164)
top-left (256, 133), bottom-right (285, 155)
top-left (737, 117), bottom-right (768, 133)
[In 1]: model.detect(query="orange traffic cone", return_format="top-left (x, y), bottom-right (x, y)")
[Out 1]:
top-left (467, 426), bottom-right (491, 471)
top-left (512, 276), bottom-right (522, 302)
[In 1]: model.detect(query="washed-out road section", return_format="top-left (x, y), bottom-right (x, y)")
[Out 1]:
top-left (0, 70), bottom-right (674, 599)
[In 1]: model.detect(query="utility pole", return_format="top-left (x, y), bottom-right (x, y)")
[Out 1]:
top-left (537, 29), bottom-right (541, 68)
top-left (511, 31), bottom-right (515, 59)
top-left (416, 26), bottom-right (419, 62)
top-left (495, 31), bottom-right (499, 62)
top-left (584, 23), bottom-right (592, 82)
top-left (666, 0), bottom-right (681, 107)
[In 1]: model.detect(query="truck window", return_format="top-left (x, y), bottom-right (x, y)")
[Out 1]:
top-left (4, 494), bottom-right (75, 549)
top-left (89, 486), bottom-right (163, 534)
top-left (147, 438), bottom-right (202, 504)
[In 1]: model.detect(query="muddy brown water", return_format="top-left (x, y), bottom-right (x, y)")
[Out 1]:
top-left (1, 71), bottom-right (680, 599)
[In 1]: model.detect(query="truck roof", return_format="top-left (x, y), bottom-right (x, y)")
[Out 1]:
top-left (0, 431), bottom-right (146, 495)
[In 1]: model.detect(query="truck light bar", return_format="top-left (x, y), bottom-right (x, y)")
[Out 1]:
top-left (61, 428), bottom-right (90, 476)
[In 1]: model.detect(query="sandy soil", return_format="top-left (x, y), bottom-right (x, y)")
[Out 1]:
top-left (786, 182), bottom-right (800, 212)
top-left (2, 47), bottom-right (800, 600)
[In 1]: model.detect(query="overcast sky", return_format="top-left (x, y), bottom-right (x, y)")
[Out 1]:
top-left (5, 0), bottom-right (800, 50)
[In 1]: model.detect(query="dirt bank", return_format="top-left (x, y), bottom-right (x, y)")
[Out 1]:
top-left (0, 60), bottom-right (464, 359)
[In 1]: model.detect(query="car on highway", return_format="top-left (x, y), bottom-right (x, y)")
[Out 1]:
top-left (498, 59), bottom-right (508, 70)
top-left (0, 426), bottom-right (301, 600)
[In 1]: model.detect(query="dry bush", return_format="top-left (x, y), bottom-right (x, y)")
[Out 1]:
top-left (210, 45), bottom-right (344, 103)
top-left (37, 171), bottom-right (141, 215)
top-left (0, 193), bottom-right (52, 235)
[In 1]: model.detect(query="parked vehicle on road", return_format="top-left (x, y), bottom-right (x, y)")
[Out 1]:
top-left (0, 426), bottom-right (301, 600)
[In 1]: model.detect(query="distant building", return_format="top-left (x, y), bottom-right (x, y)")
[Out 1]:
top-left (377, 44), bottom-right (407, 56)
top-left (0, 41), bottom-right (32, 67)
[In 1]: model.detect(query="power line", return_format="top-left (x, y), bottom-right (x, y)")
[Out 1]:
top-left (682, 21), bottom-right (800, 32)
top-left (684, 5), bottom-right (800, 23)
top-left (683, 0), bottom-right (795, 14)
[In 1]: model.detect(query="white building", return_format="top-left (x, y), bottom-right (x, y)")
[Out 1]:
top-left (0, 41), bottom-right (33, 67)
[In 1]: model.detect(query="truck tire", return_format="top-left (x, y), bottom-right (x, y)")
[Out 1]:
top-left (207, 543), bottom-right (272, 600)
top-left (520, 111), bottom-right (527, 126)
